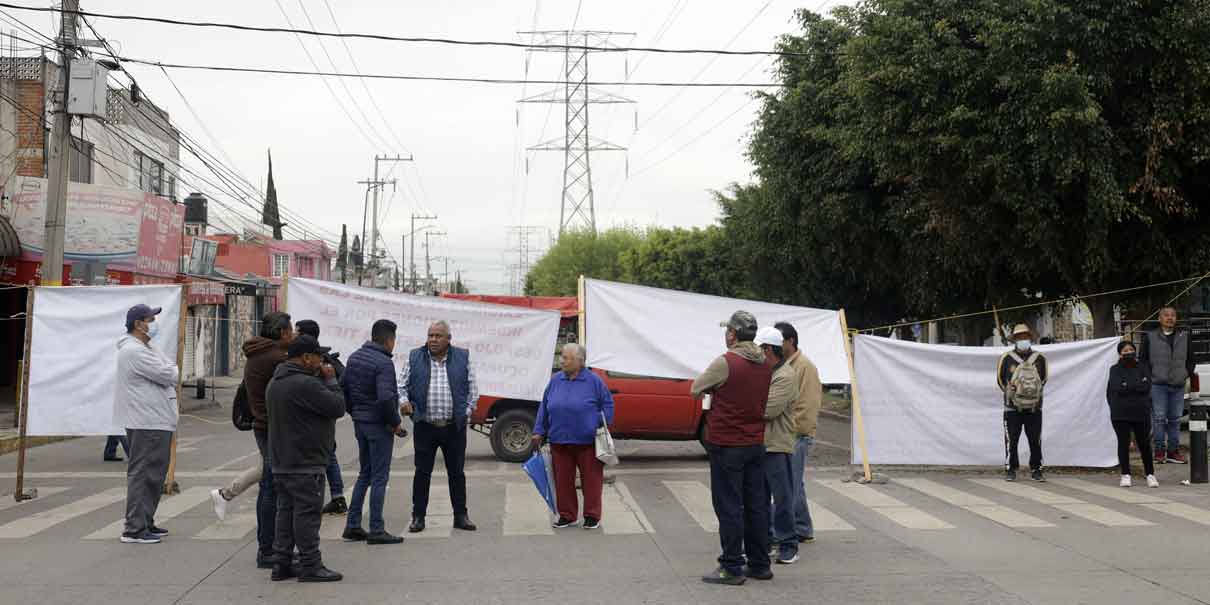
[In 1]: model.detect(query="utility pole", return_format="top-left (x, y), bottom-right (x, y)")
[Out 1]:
top-left (400, 234), bottom-right (406, 292)
top-left (519, 30), bottom-right (634, 237)
top-left (409, 212), bottom-right (437, 293)
top-left (42, 0), bottom-right (79, 286)
top-left (358, 154), bottom-right (411, 288)
top-left (423, 231), bottom-right (447, 294)
top-left (443, 257), bottom-right (450, 293)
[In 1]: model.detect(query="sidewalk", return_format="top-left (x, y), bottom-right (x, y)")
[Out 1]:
top-left (0, 375), bottom-right (236, 456)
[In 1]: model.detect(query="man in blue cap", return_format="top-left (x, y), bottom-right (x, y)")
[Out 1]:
top-left (114, 303), bottom-right (179, 544)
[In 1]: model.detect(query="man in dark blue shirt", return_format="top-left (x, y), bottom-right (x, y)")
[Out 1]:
top-left (340, 319), bottom-right (406, 545)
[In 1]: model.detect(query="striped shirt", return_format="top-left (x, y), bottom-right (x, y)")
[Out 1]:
top-left (398, 354), bottom-right (479, 422)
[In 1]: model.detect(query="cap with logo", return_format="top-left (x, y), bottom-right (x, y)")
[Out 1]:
top-left (125, 304), bottom-right (162, 332)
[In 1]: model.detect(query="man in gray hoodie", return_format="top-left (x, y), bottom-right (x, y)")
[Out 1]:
top-left (114, 304), bottom-right (179, 545)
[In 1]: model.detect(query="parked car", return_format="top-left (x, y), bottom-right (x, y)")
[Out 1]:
top-left (470, 368), bottom-right (704, 462)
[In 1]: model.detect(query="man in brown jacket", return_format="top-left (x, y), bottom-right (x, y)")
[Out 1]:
top-left (244, 312), bottom-right (294, 568)
top-left (776, 321), bottom-right (822, 544)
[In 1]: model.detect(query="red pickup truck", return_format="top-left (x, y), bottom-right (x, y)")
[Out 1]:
top-left (470, 368), bottom-right (704, 462)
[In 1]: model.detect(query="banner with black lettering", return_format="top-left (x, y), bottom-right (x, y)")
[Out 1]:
top-left (287, 278), bottom-right (560, 401)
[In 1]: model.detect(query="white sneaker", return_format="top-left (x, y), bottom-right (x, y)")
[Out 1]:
top-left (1146, 475), bottom-right (1160, 488)
top-left (1119, 475), bottom-right (1132, 488)
top-left (210, 489), bottom-right (228, 521)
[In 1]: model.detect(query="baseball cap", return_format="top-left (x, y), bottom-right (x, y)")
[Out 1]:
top-left (719, 310), bottom-right (758, 332)
top-left (287, 334), bottom-right (331, 358)
top-left (754, 326), bottom-right (784, 348)
top-left (125, 304), bottom-right (161, 331)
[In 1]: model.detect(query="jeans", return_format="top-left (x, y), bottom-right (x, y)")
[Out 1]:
top-left (413, 421), bottom-right (468, 518)
top-left (791, 436), bottom-right (815, 540)
top-left (1112, 420), bottom-right (1155, 476)
top-left (104, 435), bottom-right (129, 459)
top-left (1004, 410), bottom-right (1043, 471)
top-left (346, 423), bottom-right (393, 533)
top-left (1151, 384), bottom-right (1184, 453)
top-left (274, 472), bottom-right (325, 572)
top-left (708, 443), bottom-right (769, 576)
top-left (325, 449), bottom-right (344, 498)
top-left (123, 429), bottom-right (172, 537)
top-left (253, 430), bottom-right (276, 559)
top-left (764, 452), bottom-right (797, 559)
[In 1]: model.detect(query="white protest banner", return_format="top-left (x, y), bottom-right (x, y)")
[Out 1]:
top-left (287, 278), bottom-right (560, 401)
top-left (853, 335), bottom-right (1118, 467)
top-left (27, 284), bottom-right (182, 436)
top-left (583, 279), bottom-right (849, 383)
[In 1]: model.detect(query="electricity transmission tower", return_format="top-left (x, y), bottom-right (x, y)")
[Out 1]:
top-left (519, 30), bottom-right (634, 237)
top-left (506, 225), bottom-right (546, 295)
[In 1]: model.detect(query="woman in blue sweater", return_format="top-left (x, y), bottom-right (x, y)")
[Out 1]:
top-left (530, 343), bottom-right (615, 529)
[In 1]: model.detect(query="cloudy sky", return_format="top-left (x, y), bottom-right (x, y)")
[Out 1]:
top-left (40, 0), bottom-right (847, 293)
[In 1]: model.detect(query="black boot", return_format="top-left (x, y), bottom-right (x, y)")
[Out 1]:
top-left (298, 566), bottom-right (343, 583)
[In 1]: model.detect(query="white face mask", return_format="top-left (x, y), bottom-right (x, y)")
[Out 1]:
top-left (1015, 339), bottom-right (1031, 351)
top-left (144, 321), bottom-right (160, 339)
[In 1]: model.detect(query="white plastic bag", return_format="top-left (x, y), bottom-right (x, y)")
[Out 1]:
top-left (595, 411), bottom-right (618, 466)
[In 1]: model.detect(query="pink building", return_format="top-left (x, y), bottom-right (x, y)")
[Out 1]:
top-left (193, 233), bottom-right (332, 309)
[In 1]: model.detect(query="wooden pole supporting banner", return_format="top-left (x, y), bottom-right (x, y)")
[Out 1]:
top-left (839, 309), bottom-right (873, 483)
top-left (577, 275), bottom-right (586, 349)
top-left (163, 288), bottom-right (187, 495)
top-left (13, 287), bottom-right (35, 502)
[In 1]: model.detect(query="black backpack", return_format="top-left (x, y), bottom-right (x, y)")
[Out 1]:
top-left (231, 382), bottom-right (254, 431)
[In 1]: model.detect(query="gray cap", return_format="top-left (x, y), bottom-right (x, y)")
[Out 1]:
top-left (720, 310), bottom-right (758, 332)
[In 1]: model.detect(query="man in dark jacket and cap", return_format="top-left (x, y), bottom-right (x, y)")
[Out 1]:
top-left (243, 311), bottom-right (293, 568)
top-left (296, 319), bottom-right (347, 515)
top-left (266, 334), bottom-right (346, 582)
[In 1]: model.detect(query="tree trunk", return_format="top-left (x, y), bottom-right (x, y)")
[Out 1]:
top-left (1089, 296), bottom-right (1118, 338)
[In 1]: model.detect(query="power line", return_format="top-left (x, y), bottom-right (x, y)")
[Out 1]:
top-left (0, 3), bottom-right (817, 58)
top-left (109, 55), bottom-right (783, 87)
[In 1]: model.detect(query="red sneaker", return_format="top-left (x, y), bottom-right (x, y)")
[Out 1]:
top-left (1155, 449), bottom-right (1167, 464)
top-left (1167, 450), bottom-right (1187, 464)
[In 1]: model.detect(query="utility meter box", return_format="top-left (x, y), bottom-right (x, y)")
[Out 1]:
top-left (67, 57), bottom-right (109, 118)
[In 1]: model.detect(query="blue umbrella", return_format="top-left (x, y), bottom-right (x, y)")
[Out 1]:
top-left (522, 449), bottom-right (557, 514)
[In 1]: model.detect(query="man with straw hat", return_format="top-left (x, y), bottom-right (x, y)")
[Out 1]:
top-left (997, 323), bottom-right (1049, 482)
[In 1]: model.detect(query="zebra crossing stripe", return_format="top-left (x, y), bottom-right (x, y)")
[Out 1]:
top-left (816, 480), bottom-right (953, 530)
top-left (503, 482), bottom-right (554, 536)
top-left (194, 512), bottom-right (256, 540)
top-left (393, 435), bottom-right (414, 460)
top-left (663, 480), bottom-right (717, 532)
top-left (0, 487), bottom-right (126, 539)
top-left (84, 487), bottom-right (213, 540)
top-left (602, 482), bottom-right (649, 535)
top-left (1055, 478), bottom-right (1210, 526)
top-left (897, 478), bottom-right (1054, 528)
top-left (0, 487), bottom-right (69, 513)
top-left (808, 501), bottom-right (856, 531)
top-left (970, 479), bottom-right (1154, 527)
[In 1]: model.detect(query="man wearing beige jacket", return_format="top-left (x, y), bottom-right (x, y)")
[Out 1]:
top-left (776, 321), bottom-right (822, 544)
top-left (756, 326), bottom-right (801, 565)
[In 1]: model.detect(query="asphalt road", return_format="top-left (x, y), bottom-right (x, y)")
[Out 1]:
top-left (1, 405), bottom-right (1209, 605)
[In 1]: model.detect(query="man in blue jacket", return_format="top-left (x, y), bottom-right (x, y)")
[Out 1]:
top-left (399, 320), bottom-right (480, 533)
top-left (340, 319), bottom-right (406, 545)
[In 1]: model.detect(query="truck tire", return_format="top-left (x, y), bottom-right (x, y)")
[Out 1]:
top-left (491, 408), bottom-right (537, 463)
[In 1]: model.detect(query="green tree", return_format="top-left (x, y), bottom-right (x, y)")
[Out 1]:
top-left (728, 1), bottom-right (1210, 334)
top-left (524, 228), bottom-right (644, 296)
top-left (618, 226), bottom-right (753, 299)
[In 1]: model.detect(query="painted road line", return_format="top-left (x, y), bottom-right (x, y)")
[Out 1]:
top-left (318, 490), bottom-right (354, 541)
top-left (816, 480), bottom-right (953, 530)
top-left (0, 487), bottom-right (126, 539)
top-left (0, 487), bottom-right (69, 513)
top-left (601, 482), bottom-right (648, 535)
top-left (612, 481), bottom-right (655, 534)
top-left (393, 434), bottom-right (414, 460)
top-left (663, 480), bottom-right (718, 532)
top-left (205, 451), bottom-right (260, 473)
top-left (1055, 478), bottom-right (1210, 526)
top-left (503, 482), bottom-right (554, 536)
top-left (195, 512), bottom-right (256, 540)
top-left (970, 479), bottom-right (1154, 527)
top-left (898, 478), bottom-right (1053, 528)
top-left (411, 486), bottom-right (454, 539)
top-left (809, 501), bottom-right (856, 531)
top-left (84, 487), bottom-right (213, 540)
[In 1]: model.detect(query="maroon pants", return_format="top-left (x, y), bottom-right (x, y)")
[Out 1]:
top-left (550, 443), bottom-right (604, 521)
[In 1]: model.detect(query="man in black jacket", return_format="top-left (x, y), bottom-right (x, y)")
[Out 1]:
top-left (266, 334), bottom-right (346, 583)
top-left (296, 320), bottom-right (347, 515)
